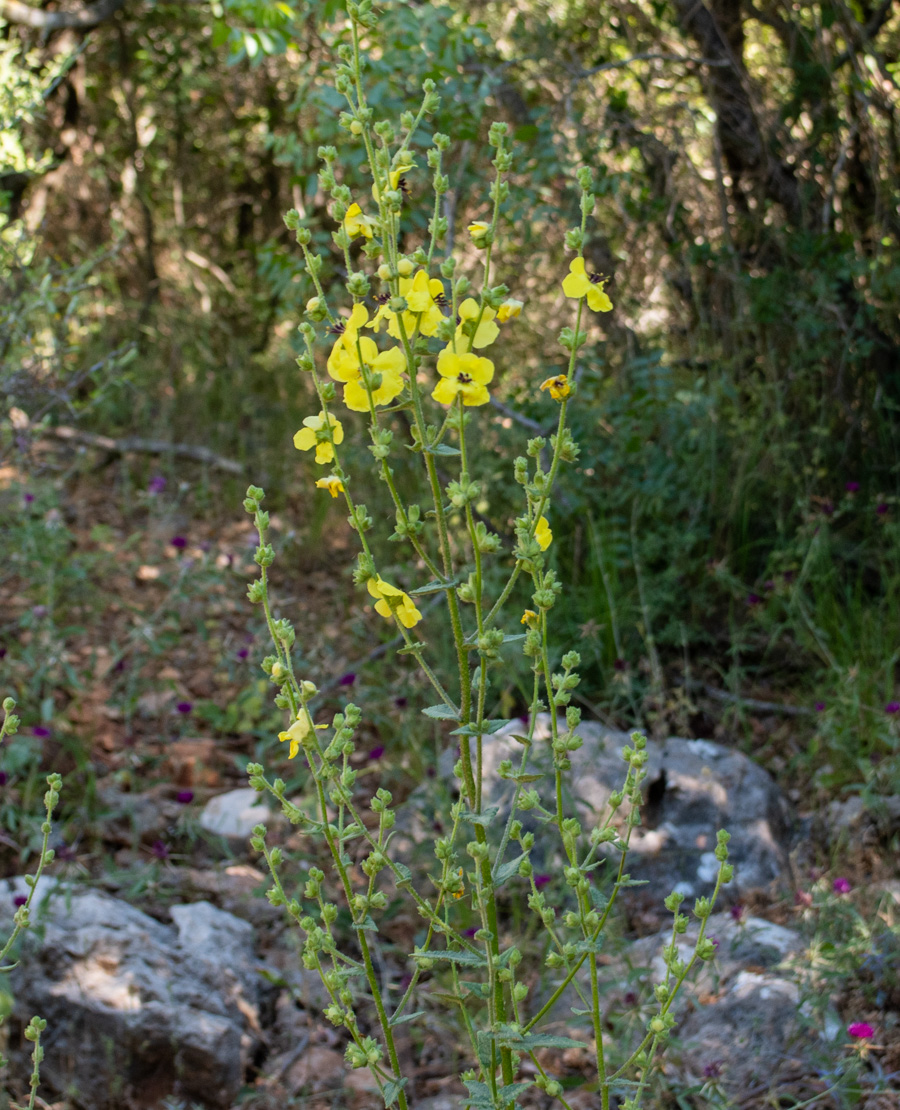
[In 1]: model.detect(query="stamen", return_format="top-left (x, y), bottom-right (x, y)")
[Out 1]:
top-left (457, 373), bottom-right (472, 384)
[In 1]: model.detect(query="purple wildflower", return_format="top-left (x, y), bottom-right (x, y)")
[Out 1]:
top-left (170, 536), bottom-right (188, 549)
top-left (175, 702), bottom-right (192, 715)
top-left (729, 904), bottom-right (745, 922)
top-left (876, 503), bottom-right (888, 516)
top-left (885, 702), bottom-right (900, 715)
top-left (814, 701), bottom-right (826, 712)
top-left (746, 593), bottom-right (761, 606)
top-left (32, 726), bottom-right (51, 738)
top-left (703, 1061), bottom-right (723, 1079)
top-left (848, 1022), bottom-right (874, 1039)
top-left (394, 696), bottom-right (408, 708)
top-left (463, 927), bottom-right (478, 938)
top-left (622, 991), bottom-right (638, 1006)
top-left (176, 790), bottom-right (194, 804)
top-left (32, 605), bottom-right (48, 619)
top-left (709, 936), bottom-right (720, 950)
top-left (368, 746), bottom-right (385, 761)
top-left (237, 648), bottom-right (249, 660)
top-left (151, 840), bottom-right (169, 860)
top-left (24, 493), bottom-right (35, 504)
top-left (534, 874), bottom-right (551, 889)
top-left (845, 481), bottom-right (860, 493)
top-left (148, 475), bottom-right (167, 494)
top-left (339, 672), bottom-right (357, 687)
top-left (13, 895), bottom-right (27, 907)
top-left (833, 877), bottom-right (851, 894)
top-left (0, 772), bottom-right (6, 786)
top-left (764, 580), bottom-right (775, 591)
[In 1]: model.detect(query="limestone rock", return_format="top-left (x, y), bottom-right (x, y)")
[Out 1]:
top-left (198, 786), bottom-right (274, 840)
top-left (482, 717), bottom-right (795, 902)
top-left (1, 878), bottom-right (262, 1109)
top-left (626, 913), bottom-right (810, 1096)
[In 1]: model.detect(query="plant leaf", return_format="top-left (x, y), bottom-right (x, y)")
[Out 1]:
top-left (421, 704), bottom-right (460, 720)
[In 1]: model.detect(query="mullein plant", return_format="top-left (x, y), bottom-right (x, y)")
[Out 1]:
top-left (0, 697), bottom-right (60, 1110)
top-left (245, 4), bottom-right (732, 1108)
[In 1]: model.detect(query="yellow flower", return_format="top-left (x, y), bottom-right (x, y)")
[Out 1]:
top-left (520, 609), bottom-right (539, 628)
top-left (278, 714), bottom-right (327, 759)
top-left (367, 577), bottom-right (423, 628)
top-left (380, 270), bottom-right (445, 340)
top-left (372, 156), bottom-right (415, 204)
top-left (468, 220), bottom-right (490, 245)
top-left (535, 516), bottom-right (552, 550)
top-left (328, 334), bottom-right (405, 411)
top-left (315, 476), bottom-right (344, 498)
top-left (432, 348), bottom-right (495, 407)
top-left (327, 303), bottom-right (369, 371)
top-left (455, 298), bottom-right (499, 350)
top-left (452, 867), bottom-right (465, 900)
top-left (344, 203), bottom-right (377, 240)
top-left (540, 375), bottom-right (572, 402)
top-left (367, 298), bottom-right (394, 333)
top-left (293, 411), bottom-right (344, 465)
top-left (497, 298), bottom-right (523, 322)
top-left (561, 257), bottom-right (613, 312)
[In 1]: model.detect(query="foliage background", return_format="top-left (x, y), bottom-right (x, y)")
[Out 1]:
top-left (1, 0), bottom-right (899, 1105)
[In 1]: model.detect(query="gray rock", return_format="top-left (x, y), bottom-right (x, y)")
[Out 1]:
top-left (198, 786), bottom-right (274, 840)
top-left (624, 913), bottom-right (811, 1096)
top-left (1, 878), bottom-right (262, 1109)
top-left (480, 717), bottom-right (795, 902)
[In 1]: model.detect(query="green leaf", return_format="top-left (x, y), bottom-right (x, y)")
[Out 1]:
top-left (456, 805), bottom-right (500, 826)
top-left (418, 948), bottom-right (488, 967)
top-left (509, 772), bottom-right (543, 783)
top-left (450, 718), bottom-right (509, 736)
top-left (426, 443), bottom-right (461, 456)
top-left (397, 641), bottom-right (427, 656)
top-left (493, 853), bottom-right (526, 887)
top-left (572, 936), bottom-right (606, 955)
top-left (354, 914), bottom-right (378, 932)
top-left (498, 1032), bottom-right (588, 1050)
top-left (389, 1010), bottom-right (426, 1026)
top-left (211, 20), bottom-right (230, 48)
top-left (393, 861), bottom-right (412, 884)
top-left (421, 704), bottom-right (460, 720)
top-left (501, 633), bottom-right (526, 643)
top-left (459, 979), bottom-right (491, 999)
top-left (474, 1032), bottom-right (493, 1069)
top-left (409, 577), bottom-right (460, 596)
top-left (463, 1076), bottom-right (494, 1106)
top-left (499, 1081), bottom-right (534, 1101)
top-left (383, 1077), bottom-right (408, 1106)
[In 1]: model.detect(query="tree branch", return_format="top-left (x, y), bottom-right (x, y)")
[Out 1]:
top-left (42, 425), bottom-right (245, 475)
top-left (0, 0), bottom-right (127, 30)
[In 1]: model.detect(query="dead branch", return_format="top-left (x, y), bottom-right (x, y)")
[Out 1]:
top-left (0, 0), bottom-right (127, 30)
top-left (42, 425), bottom-right (245, 475)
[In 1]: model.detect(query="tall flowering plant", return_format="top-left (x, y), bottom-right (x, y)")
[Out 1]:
top-left (245, 4), bottom-right (732, 1108)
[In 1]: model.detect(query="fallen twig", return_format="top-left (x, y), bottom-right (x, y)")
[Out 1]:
top-left (42, 425), bottom-right (244, 475)
top-left (690, 681), bottom-right (815, 717)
